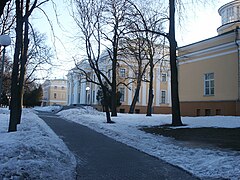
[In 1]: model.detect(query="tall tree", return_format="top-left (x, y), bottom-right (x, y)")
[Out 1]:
top-left (73, 0), bottom-right (114, 123)
top-left (128, 0), bottom-right (183, 125)
top-left (121, 36), bottom-right (149, 114)
top-left (0, 0), bottom-right (15, 35)
top-left (9, 0), bottom-right (49, 132)
top-left (168, 0), bottom-right (182, 125)
top-left (26, 30), bottom-right (53, 82)
top-left (0, 0), bottom-right (10, 17)
top-left (101, 0), bottom-right (132, 117)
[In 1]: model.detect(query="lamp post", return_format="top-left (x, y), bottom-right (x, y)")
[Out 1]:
top-left (86, 86), bottom-right (90, 104)
top-left (0, 34), bottom-right (11, 99)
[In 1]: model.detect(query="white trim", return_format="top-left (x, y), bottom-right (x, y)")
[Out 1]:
top-left (179, 32), bottom-right (235, 51)
top-left (178, 42), bottom-right (235, 59)
top-left (167, 72), bottom-right (171, 105)
top-left (179, 49), bottom-right (237, 65)
top-left (49, 100), bottom-right (67, 103)
top-left (142, 82), bottom-right (147, 105)
top-left (128, 71), bottom-right (133, 105)
top-left (156, 68), bottom-right (160, 105)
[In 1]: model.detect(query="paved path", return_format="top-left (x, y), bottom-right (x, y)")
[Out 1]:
top-left (37, 111), bottom-right (198, 180)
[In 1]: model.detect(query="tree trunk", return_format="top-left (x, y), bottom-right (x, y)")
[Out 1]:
top-left (8, 0), bottom-right (23, 132)
top-left (111, 26), bottom-right (118, 117)
top-left (17, 0), bottom-right (30, 124)
top-left (169, 0), bottom-right (183, 126)
top-left (102, 86), bottom-right (113, 123)
top-left (0, 0), bottom-right (10, 17)
top-left (129, 81), bottom-right (141, 114)
top-left (111, 67), bottom-right (117, 116)
top-left (146, 55), bottom-right (154, 116)
top-left (146, 87), bottom-right (154, 116)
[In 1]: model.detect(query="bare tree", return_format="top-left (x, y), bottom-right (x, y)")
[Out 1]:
top-left (73, 0), bottom-right (114, 123)
top-left (127, 0), bottom-right (183, 125)
top-left (26, 29), bottom-right (53, 82)
top-left (0, 0), bottom-right (11, 17)
top-left (9, 0), bottom-right (49, 132)
top-left (168, 0), bottom-right (182, 125)
top-left (0, 0), bottom-right (15, 35)
top-left (100, 0), bottom-right (133, 117)
top-left (120, 36), bottom-right (149, 114)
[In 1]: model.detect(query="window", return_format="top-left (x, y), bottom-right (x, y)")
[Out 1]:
top-left (135, 109), bottom-right (140, 114)
top-left (54, 93), bottom-right (57, 99)
top-left (216, 109), bottom-right (221, 115)
top-left (161, 91), bottom-right (166, 104)
top-left (205, 109), bottom-right (211, 116)
top-left (120, 68), bottom-right (126, 78)
top-left (196, 109), bottom-right (201, 116)
top-left (54, 86), bottom-right (57, 89)
top-left (119, 87), bottom-right (125, 102)
top-left (61, 86), bottom-right (64, 90)
top-left (120, 109), bottom-right (125, 113)
top-left (204, 73), bottom-right (214, 96)
top-left (227, 7), bottom-right (234, 22)
top-left (161, 73), bottom-right (167, 82)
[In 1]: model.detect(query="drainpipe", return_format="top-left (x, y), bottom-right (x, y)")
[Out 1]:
top-left (235, 27), bottom-right (240, 115)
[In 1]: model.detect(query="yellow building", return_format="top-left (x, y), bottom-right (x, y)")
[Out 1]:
top-left (42, 79), bottom-right (67, 106)
top-left (178, 0), bottom-right (240, 116)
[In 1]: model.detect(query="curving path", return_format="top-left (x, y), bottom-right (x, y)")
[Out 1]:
top-left (37, 111), bottom-right (198, 180)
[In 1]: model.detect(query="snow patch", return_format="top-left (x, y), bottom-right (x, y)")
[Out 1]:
top-left (0, 108), bottom-right (76, 179)
top-left (57, 108), bottom-right (240, 180)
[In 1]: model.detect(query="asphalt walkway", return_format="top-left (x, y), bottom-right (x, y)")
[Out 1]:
top-left (37, 111), bottom-right (198, 180)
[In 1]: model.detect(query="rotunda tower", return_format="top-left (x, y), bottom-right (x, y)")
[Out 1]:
top-left (217, 0), bottom-right (240, 34)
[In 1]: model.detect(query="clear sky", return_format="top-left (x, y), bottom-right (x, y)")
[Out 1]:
top-left (32, 0), bottom-right (231, 80)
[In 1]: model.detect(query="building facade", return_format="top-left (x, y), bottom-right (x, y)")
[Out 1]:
top-left (178, 0), bottom-right (240, 116)
top-left (67, 51), bottom-right (172, 114)
top-left (41, 79), bottom-right (67, 106)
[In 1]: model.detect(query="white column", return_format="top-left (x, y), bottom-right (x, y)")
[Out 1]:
top-left (67, 81), bottom-right (70, 105)
top-left (156, 68), bottom-right (160, 106)
top-left (69, 78), bottom-right (73, 105)
top-left (167, 71), bottom-right (171, 106)
top-left (93, 84), bottom-right (98, 104)
top-left (80, 81), bottom-right (86, 104)
top-left (73, 76), bottom-right (79, 104)
top-left (128, 70), bottom-right (133, 105)
top-left (142, 81), bottom-right (147, 105)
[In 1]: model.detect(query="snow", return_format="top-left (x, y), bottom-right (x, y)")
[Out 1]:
top-left (3, 105), bottom-right (238, 179)
top-left (33, 105), bottom-right (62, 112)
top-left (57, 108), bottom-right (240, 180)
top-left (0, 108), bottom-right (76, 179)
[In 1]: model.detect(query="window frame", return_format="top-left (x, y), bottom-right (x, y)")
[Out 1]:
top-left (120, 68), bottom-right (126, 78)
top-left (204, 73), bottom-right (214, 96)
top-left (161, 73), bottom-right (167, 82)
top-left (160, 90), bottom-right (166, 104)
top-left (119, 87), bottom-right (125, 102)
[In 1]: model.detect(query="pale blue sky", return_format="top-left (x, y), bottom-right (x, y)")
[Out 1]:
top-left (32, 0), bottom-right (231, 79)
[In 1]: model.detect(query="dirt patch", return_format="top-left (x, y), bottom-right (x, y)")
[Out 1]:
top-left (141, 126), bottom-right (240, 151)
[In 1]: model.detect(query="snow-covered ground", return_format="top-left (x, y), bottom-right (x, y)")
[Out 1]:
top-left (34, 105), bottom-right (62, 112)
top-left (56, 106), bottom-right (240, 180)
top-left (0, 108), bottom-right (76, 179)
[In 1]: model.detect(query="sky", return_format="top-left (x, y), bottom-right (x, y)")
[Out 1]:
top-left (32, 0), bottom-right (231, 80)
